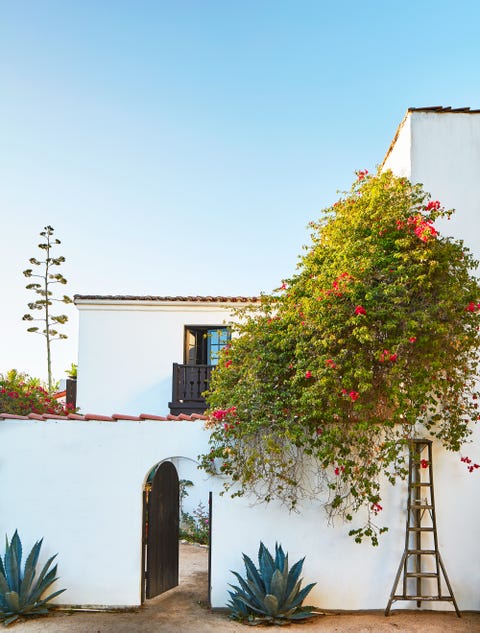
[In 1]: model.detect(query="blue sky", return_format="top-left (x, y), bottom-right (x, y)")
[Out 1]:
top-left (2, 0), bottom-right (480, 381)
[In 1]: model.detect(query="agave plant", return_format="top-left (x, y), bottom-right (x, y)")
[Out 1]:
top-left (0, 531), bottom-right (65, 626)
top-left (227, 542), bottom-right (319, 625)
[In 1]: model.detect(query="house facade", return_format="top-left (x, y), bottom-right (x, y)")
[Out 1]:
top-left (74, 295), bottom-right (257, 416)
top-left (2, 107), bottom-right (479, 613)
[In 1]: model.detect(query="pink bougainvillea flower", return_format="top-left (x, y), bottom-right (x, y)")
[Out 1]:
top-left (325, 359), bottom-right (336, 368)
top-left (354, 305), bottom-right (366, 315)
top-left (389, 353), bottom-right (397, 362)
top-left (371, 502), bottom-right (383, 514)
top-left (379, 349), bottom-right (389, 362)
top-left (425, 200), bottom-right (441, 211)
top-left (225, 360), bottom-right (233, 368)
top-left (349, 391), bottom-right (359, 401)
top-left (409, 336), bottom-right (417, 343)
top-left (415, 222), bottom-right (438, 242)
top-left (466, 301), bottom-right (477, 312)
top-left (357, 169), bottom-right (369, 180)
top-left (316, 427), bottom-right (323, 435)
top-left (420, 459), bottom-right (429, 469)
top-left (305, 370), bottom-right (313, 379)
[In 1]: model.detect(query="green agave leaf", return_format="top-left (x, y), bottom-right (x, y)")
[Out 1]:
top-left (4, 535), bottom-right (21, 594)
top-left (234, 594), bottom-right (269, 616)
top-left (0, 572), bottom-right (10, 599)
top-left (229, 573), bottom-right (257, 604)
top-left (270, 568), bottom-right (287, 605)
top-left (4, 591), bottom-right (20, 613)
top-left (2, 614), bottom-right (20, 626)
top-left (242, 554), bottom-right (264, 592)
top-left (35, 587), bottom-right (66, 607)
top-left (245, 578), bottom-right (269, 609)
top-left (10, 533), bottom-right (22, 575)
top-left (227, 595), bottom-right (250, 618)
top-left (26, 557), bottom-right (57, 604)
top-left (274, 543), bottom-right (286, 572)
top-left (258, 544), bottom-right (275, 593)
top-left (285, 557), bottom-right (305, 598)
top-left (19, 540), bottom-right (43, 603)
top-left (0, 552), bottom-right (6, 580)
top-left (285, 579), bottom-right (301, 605)
top-left (263, 594), bottom-right (279, 616)
top-left (287, 582), bottom-right (316, 609)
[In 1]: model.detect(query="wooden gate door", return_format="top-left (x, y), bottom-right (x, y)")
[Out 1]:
top-left (145, 461), bottom-right (179, 599)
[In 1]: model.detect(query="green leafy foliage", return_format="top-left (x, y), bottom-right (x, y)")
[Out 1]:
top-left (0, 531), bottom-right (66, 626)
top-left (22, 226), bottom-right (72, 392)
top-left (227, 542), bottom-right (318, 625)
top-left (179, 502), bottom-right (209, 545)
top-left (200, 171), bottom-right (480, 544)
top-left (0, 370), bottom-right (73, 416)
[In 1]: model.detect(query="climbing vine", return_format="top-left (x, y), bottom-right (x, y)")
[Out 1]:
top-left (200, 170), bottom-right (480, 544)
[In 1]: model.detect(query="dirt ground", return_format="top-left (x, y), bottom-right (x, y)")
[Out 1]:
top-left (10, 542), bottom-right (480, 632)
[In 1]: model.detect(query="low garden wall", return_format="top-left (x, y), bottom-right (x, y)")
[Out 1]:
top-left (0, 415), bottom-right (478, 611)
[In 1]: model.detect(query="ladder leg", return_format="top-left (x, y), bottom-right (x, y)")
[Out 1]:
top-left (438, 554), bottom-right (462, 618)
top-left (385, 551), bottom-right (407, 616)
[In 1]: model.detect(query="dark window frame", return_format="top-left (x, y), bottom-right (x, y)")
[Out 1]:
top-left (183, 325), bottom-right (230, 366)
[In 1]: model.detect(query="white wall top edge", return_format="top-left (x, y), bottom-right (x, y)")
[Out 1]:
top-left (75, 301), bottom-right (247, 312)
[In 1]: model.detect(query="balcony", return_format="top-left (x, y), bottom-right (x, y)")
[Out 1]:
top-left (168, 363), bottom-right (213, 415)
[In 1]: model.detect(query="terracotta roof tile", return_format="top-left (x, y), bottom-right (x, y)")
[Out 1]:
top-left (0, 413), bottom-right (30, 419)
top-left (111, 413), bottom-right (142, 421)
top-left (74, 294), bottom-right (259, 304)
top-left (84, 414), bottom-right (115, 421)
top-left (0, 411), bottom-right (206, 422)
top-left (140, 413), bottom-right (169, 420)
top-left (408, 106), bottom-right (480, 113)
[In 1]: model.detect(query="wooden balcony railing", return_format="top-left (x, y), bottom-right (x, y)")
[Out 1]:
top-left (169, 363), bottom-right (213, 415)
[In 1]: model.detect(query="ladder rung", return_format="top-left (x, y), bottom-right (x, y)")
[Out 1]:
top-left (407, 550), bottom-right (437, 555)
top-left (408, 527), bottom-right (434, 531)
top-left (392, 596), bottom-right (453, 602)
top-left (406, 572), bottom-right (438, 578)
top-left (410, 482), bottom-right (432, 487)
top-left (409, 504), bottom-right (433, 509)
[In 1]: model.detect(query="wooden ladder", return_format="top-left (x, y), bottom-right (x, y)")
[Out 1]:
top-left (385, 438), bottom-right (461, 617)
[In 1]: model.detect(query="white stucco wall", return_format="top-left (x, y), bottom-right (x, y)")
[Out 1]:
top-left (382, 112), bottom-right (412, 179)
top-left (1, 417), bottom-right (478, 611)
top-left (210, 427), bottom-right (480, 612)
top-left (76, 300), bottom-right (239, 415)
top-left (0, 418), bottom-right (215, 607)
top-left (383, 110), bottom-right (480, 267)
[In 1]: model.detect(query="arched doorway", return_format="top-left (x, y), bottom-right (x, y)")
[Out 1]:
top-left (142, 461), bottom-right (179, 600)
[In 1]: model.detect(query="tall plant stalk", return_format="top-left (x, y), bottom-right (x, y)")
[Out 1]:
top-left (22, 226), bottom-right (72, 392)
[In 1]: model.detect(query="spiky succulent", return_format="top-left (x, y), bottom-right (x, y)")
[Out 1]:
top-left (0, 531), bottom-right (66, 626)
top-left (227, 542), bottom-right (319, 625)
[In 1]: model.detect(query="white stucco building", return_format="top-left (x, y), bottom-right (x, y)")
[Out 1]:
top-left (75, 295), bottom-right (257, 415)
top-left (1, 107), bottom-right (479, 615)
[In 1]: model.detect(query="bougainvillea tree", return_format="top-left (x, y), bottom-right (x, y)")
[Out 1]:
top-left (200, 170), bottom-right (480, 544)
